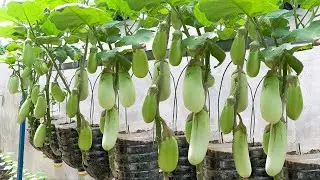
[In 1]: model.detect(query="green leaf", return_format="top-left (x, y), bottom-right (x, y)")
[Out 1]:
top-left (198, 0), bottom-right (279, 22)
top-left (99, 21), bottom-right (122, 43)
top-left (285, 53), bottom-right (304, 75)
top-left (193, 3), bottom-right (212, 27)
top-left (6, 1), bottom-right (46, 24)
top-left (35, 0), bottom-right (78, 10)
top-left (263, 9), bottom-right (293, 19)
top-left (182, 33), bottom-right (216, 56)
top-left (117, 29), bottom-right (154, 46)
top-left (41, 19), bottom-right (61, 36)
top-left (289, 43), bottom-right (313, 53)
top-left (0, 7), bottom-right (17, 22)
top-left (168, 0), bottom-right (192, 5)
top-left (35, 36), bottom-right (62, 45)
top-left (285, 20), bottom-right (320, 42)
top-left (98, 49), bottom-right (118, 66)
top-left (63, 35), bottom-right (79, 44)
top-left (124, 0), bottom-right (162, 11)
top-left (54, 47), bottom-right (68, 63)
top-left (260, 44), bottom-right (286, 68)
top-left (1, 51), bottom-right (18, 65)
top-left (141, 16), bottom-right (159, 28)
top-left (101, 21), bottom-right (122, 29)
top-left (0, 24), bottom-right (26, 39)
top-left (49, 3), bottom-right (113, 30)
top-left (299, 0), bottom-right (320, 9)
top-left (105, 0), bottom-right (136, 16)
top-left (217, 27), bottom-right (236, 40)
top-left (6, 42), bottom-right (22, 51)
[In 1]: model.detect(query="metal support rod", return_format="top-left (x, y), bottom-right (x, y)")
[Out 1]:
top-left (17, 97), bottom-right (26, 180)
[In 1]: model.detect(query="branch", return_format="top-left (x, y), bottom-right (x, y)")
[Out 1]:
top-left (172, 6), bottom-right (191, 37)
top-left (42, 46), bottom-right (71, 94)
top-left (25, 17), bottom-right (71, 94)
top-left (251, 17), bottom-right (267, 48)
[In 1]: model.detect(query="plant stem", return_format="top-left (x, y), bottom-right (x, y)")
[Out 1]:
top-left (91, 27), bottom-right (104, 51)
top-left (45, 67), bottom-right (52, 126)
top-left (76, 35), bottom-right (89, 129)
top-left (292, 0), bottom-right (299, 29)
top-left (251, 17), bottom-right (267, 48)
top-left (196, 163), bottom-right (204, 180)
top-left (173, 6), bottom-right (191, 37)
top-left (297, 8), bottom-right (311, 28)
top-left (26, 18), bottom-right (71, 94)
top-left (203, 48), bottom-right (210, 98)
top-left (196, 27), bottom-right (201, 36)
top-left (281, 57), bottom-right (288, 117)
top-left (305, 7), bottom-right (319, 26)
top-left (42, 46), bottom-right (71, 94)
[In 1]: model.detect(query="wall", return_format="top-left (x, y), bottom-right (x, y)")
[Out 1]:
top-left (0, 39), bottom-right (320, 179)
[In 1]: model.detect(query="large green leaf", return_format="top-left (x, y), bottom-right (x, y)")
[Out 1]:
top-left (193, 3), bottom-right (212, 27)
top-left (263, 9), bottom-right (293, 19)
top-left (299, 0), bottom-right (320, 9)
top-left (105, 0), bottom-right (136, 16)
top-left (285, 20), bottom-right (320, 42)
top-left (260, 43), bottom-right (289, 66)
top-left (0, 7), bottom-right (17, 22)
top-left (99, 21), bottom-right (122, 43)
top-left (182, 33), bottom-right (216, 56)
top-left (198, 0), bottom-right (279, 22)
top-left (285, 53), bottom-right (304, 75)
top-left (124, 0), bottom-right (162, 11)
top-left (168, 0), bottom-right (192, 5)
top-left (6, 1), bottom-right (46, 24)
top-left (117, 29), bottom-right (154, 46)
top-left (49, 3), bottom-right (112, 30)
top-left (35, 0), bottom-right (78, 9)
top-left (35, 35), bottom-right (62, 45)
top-left (41, 19), bottom-right (61, 36)
top-left (0, 24), bottom-right (26, 39)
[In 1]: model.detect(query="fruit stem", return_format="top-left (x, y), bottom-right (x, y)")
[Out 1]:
top-left (203, 48), bottom-right (211, 98)
top-left (76, 35), bottom-right (89, 130)
top-left (281, 56), bottom-right (288, 118)
top-left (44, 66), bottom-right (53, 126)
top-left (155, 19), bottom-right (170, 142)
top-left (171, 5), bottom-right (190, 37)
top-left (196, 162), bottom-right (204, 180)
top-left (161, 118), bottom-right (173, 138)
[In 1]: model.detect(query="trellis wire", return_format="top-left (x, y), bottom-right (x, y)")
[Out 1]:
top-left (169, 71), bottom-right (177, 131)
top-left (217, 61), bottom-right (232, 143)
top-left (252, 75), bottom-right (266, 142)
top-left (89, 72), bottom-right (102, 126)
top-left (172, 64), bottom-right (188, 132)
top-left (247, 82), bottom-right (255, 143)
top-left (87, 78), bottom-right (94, 124)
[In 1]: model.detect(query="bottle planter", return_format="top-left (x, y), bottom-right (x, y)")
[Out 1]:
top-left (248, 143), bottom-right (271, 179)
top-left (114, 130), bottom-right (160, 180)
top-left (83, 124), bottom-right (113, 180)
top-left (204, 142), bottom-right (238, 179)
top-left (27, 117), bottom-right (42, 151)
top-left (168, 131), bottom-right (196, 180)
top-left (41, 124), bottom-right (62, 166)
top-left (204, 142), bottom-right (274, 179)
top-left (284, 150), bottom-right (320, 179)
top-left (56, 121), bottom-right (85, 173)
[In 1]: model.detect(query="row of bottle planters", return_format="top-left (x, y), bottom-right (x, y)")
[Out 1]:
top-left (28, 118), bottom-right (318, 180)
